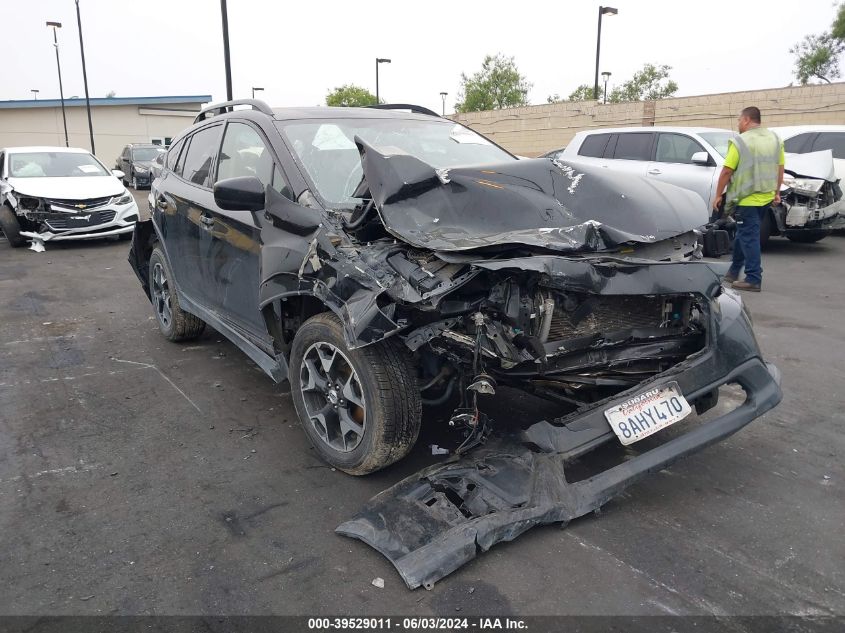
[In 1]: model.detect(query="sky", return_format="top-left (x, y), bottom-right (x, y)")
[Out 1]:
top-left (3, 0), bottom-right (841, 114)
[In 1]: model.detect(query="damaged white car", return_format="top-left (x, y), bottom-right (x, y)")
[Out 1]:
top-left (0, 146), bottom-right (139, 250)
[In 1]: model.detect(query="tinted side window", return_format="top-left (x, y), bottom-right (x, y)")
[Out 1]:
top-left (578, 134), bottom-right (610, 158)
top-left (783, 133), bottom-right (814, 154)
top-left (811, 132), bottom-right (845, 159)
top-left (175, 138), bottom-right (190, 177)
top-left (613, 133), bottom-right (655, 161)
top-left (0, 152), bottom-right (5, 177)
top-left (166, 139), bottom-right (184, 171)
top-left (655, 133), bottom-right (705, 164)
top-left (217, 122), bottom-right (274, 187)
top-left (181, 125), bottom-right (222, 187)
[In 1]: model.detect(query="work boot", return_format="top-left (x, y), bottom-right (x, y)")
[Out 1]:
top-left (723, 272), bottom-right (738, 284)
top-left (732, 280), bottom-right (761, 292)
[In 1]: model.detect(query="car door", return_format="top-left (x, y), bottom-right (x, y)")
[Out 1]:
top-left (119, 146), bottom-right (130, 174)
top-left (810, 132), bottom-right (845, 182)
top-left (647, 132), bottom-right (716, 207)
top-left (155, 124), bottom-right (223, 308)
top-left (603, 132), bottom-right (654, 177)
top-left (203, 119), bottom-right (291, 344)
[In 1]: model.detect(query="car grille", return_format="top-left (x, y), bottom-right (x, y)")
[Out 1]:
top-left (44, 210), bottom-right (117, 230)
top-left (546, 295), bottom-right (664, 340)
top-left (46, 196), bottom-right (112, 211)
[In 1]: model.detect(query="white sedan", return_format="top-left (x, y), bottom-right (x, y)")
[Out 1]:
top-left (0, 146), bottom-right (139, 249)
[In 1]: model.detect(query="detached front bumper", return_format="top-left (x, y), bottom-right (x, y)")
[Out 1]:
top-left (337, 290), bottom-right (783, 590)
top-left (20, 201), bottom-right (138, 243)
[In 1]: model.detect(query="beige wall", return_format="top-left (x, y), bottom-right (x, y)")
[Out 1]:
top-left (0, 103), bottom-right (205, 167)
top-left (452, 82), bottom-right (845, 157)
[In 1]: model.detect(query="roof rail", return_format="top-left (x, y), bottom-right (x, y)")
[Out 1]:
top-left (194, 99), bottom-right (274, 123)
top-left (366, 104), bottom-right (441, 118)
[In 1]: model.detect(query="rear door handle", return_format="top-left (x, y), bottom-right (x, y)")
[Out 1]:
top-left (648, 168), bottom-right (662, 175)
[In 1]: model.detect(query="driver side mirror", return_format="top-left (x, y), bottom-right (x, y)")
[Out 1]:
top-left (690, 151), bottom-right (711, 166)
top-left (214, 176), bottom-right (265, 211)
top-left (112, 169), bottom-right (125, 179)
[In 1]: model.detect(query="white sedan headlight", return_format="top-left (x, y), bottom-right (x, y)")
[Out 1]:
top-left (783, 175), bottom-right (824, 196)
top-left (112, 189), bottom-right (133, 205)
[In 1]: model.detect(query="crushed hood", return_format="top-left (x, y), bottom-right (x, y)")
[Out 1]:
top-left (6, 175), bottom-right (124, 199)
top-left (355, 139), bottom-right (708, 253)
top-left (784, 150), bottom-right (837, 181)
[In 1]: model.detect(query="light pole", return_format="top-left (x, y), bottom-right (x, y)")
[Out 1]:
top-left (31, 89), bottom-right (40, 100)
top-left (439, 92), bottom-right (448, 116)
top-left (252, 87), bottom-right (264, 99)
top-left (593, 6), bottom-right (617, 101)
top-left (220, 0), bottom-right (233, 100)
top-left (601, 71), bottom-right (611, 104)
top-left (375, 58), bottom-right (391, 103)
top-left (46, 21), bottom-right (69, 147)
top-left (74, 0), bottom-right (95, 154)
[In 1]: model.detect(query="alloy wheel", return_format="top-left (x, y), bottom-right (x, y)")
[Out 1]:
top-left (299, 342), bottom-right (367, 452)
top-left (151, 261), bottom-right (172, 328)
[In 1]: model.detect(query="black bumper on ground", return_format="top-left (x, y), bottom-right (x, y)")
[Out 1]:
top-left (337, 355), bottom-right (782, 590)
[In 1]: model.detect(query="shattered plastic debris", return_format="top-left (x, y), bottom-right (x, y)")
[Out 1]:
top-left (21, 232), bottom-right (46, 252)
top-left (430, 445), bottom-right (449, 456)
top-left (371, 577), bottom-right (385, 589)
top-left (552, 159), bottom-right (585, 194)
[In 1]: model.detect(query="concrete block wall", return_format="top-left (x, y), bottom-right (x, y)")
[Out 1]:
top-left (452, 82), bottom-right (845, 157)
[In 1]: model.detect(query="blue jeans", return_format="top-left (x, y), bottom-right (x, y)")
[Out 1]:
top-left (729, 205), bottom-right (766, 285)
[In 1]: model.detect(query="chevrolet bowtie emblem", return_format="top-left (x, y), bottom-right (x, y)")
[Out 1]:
top-left (75, 203), bottom-right (87, 209)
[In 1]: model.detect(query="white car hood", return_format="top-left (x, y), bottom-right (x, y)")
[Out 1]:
top-left (784, 150), bottom-right (837, 181)
top-left (6, 176), bottom-right (124, 200)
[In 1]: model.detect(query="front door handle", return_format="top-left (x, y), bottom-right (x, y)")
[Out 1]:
top-left (648, 168), bottom-right (662, 175)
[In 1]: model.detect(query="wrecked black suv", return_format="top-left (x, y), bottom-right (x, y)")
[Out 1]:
top-left (130, 100), bottom-right (781, 585)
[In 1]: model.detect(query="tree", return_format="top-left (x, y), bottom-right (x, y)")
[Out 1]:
top-left (791, 33), bottom-right (844, 84)
top-left (106, 90), bottom-right (116, 98)
top-left (325, 84), bottom-right (378, 107)
top-left (547, 94), bottom-right (563, 104)
top-left (608, 64), bottom-right (678, 102)
top-left (832, 3), bottom-right (845, 41)
top-left (455, 54), bottom-right (531, 113)
top-left (567, 84), bottom-right (595, 102)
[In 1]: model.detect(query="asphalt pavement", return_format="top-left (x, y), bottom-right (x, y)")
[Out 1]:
top-left (0, 189), bottom-right (842, 616)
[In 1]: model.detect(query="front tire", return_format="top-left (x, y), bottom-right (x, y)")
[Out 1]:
top-left (148, 246), bottom-right (205, 341)
top-left (289, 312), bottom-right (421, 475)
top-left (0, 205), bottom-right (26, 248)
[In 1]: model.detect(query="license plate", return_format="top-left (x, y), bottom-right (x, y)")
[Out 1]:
top-left (604, 381), bottom-right (692, 445)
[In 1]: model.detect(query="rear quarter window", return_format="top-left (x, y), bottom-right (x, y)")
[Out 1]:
top-left (578, 134), bottom-right (611, 158)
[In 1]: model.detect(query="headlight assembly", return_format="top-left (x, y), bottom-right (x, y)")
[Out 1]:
top-left (112, 190), bottom-right (133, 205)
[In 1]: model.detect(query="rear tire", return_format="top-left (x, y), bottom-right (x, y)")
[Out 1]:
top-left (786, 230), bottom-right (827, 244)
top-left (289, 312), bottom-right (421, 475)
top-left (0, 205), bottom-right (26, 248)
top-left (148, 246), bottom-right (205, 341)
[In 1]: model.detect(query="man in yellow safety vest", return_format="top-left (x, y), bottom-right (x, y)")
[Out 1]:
top-left (712, 106), bottom-right (784, 292)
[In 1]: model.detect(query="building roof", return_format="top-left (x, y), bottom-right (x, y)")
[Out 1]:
top-left (0, 95), bottom-right (212, 110)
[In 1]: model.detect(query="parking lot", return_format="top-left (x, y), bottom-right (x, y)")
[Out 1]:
top-left (0, 188), bottom-right (842, 616)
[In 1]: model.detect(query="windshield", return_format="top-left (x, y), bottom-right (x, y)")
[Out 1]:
top-left (8, 151), bottom-right (110, 178)
top-left (132, 147), bottom-right (165, 161)
top-left (699, 132), bottom-right (733, 158)
top-left (277, 118), bottom-right (514, 206)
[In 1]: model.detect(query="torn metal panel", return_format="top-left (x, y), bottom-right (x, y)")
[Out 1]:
top-left (338, 358), bottom-right (782, 590)
top-left (355, 138), bottom-right (707, 253)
